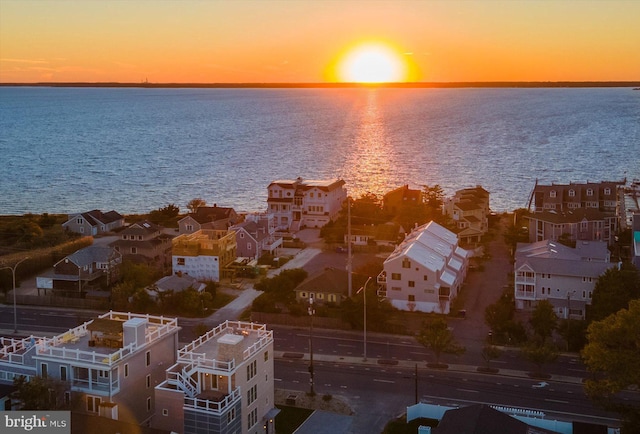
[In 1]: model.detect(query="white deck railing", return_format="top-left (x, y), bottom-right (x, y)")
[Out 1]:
top-left (184, 387), bottom-right (241, 415)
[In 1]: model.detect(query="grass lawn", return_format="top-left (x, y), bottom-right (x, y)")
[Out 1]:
top-left (275, 405), bottom-right (313, 434)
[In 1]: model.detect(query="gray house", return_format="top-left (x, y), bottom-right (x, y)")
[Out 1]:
top-left (514, 240), bottom-right (614, 319)
top-left (230, 214), bottom-right (282, 260)
top-left (62, 210), bottom-right (124, 236)
top-left (37, 245), bottom-right (122, 297)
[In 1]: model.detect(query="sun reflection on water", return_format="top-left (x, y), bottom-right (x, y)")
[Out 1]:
top-left (342, 90), bottom-right (395, 199)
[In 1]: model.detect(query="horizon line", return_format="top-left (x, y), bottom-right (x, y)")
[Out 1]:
top-left (2, 81), bottom-right (640, 89)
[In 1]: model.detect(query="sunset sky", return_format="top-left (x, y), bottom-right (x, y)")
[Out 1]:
top-left (1, 0), bottom-right (639, 83)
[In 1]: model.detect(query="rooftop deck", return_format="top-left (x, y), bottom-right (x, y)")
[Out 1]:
top-left (21, 311), bottom-right (179, 366)
top-left (178, 321), bottom-right (272, 372)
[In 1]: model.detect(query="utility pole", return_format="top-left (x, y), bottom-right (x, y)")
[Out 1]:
top-left (308, 294), bottom-right (315, 396)
top-left (347, 197), bottom-right (352, 297)
top-left (415, 363), bottom-right (418, 404)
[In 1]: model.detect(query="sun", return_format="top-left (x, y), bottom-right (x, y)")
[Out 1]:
top-left (337, 43), bottom-right (407, 83)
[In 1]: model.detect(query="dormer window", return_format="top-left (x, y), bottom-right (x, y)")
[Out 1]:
top-left (568, 189), bottom-right (575, 197)
top-left (549, 190), bottom-right (556, 198)
top-left (586, 189), bottom-right (593, 196)
top-left (604, 188), bottom-right (611, 195)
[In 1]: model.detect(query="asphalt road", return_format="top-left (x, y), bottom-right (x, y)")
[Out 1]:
top-left (275, 359), bottom-right (625, 434)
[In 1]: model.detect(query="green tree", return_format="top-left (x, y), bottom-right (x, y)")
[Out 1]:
top-left (588, 263), bottom-right (640, 323)
top-left (484, 287), bottom-right (527, 345)
top-left (582, 300), bottom-right (640, 433)
top-left (394, 200), bottom-right (428, 233)
top-left (480, 344), bottom-right (502, 371)
top-left (187, 198), bottom-right (207, 213)
top-left (149, 203), bottom-right (180, 226)
top-left (520, 342), bottom-right (558, 377)
top-left (422, 184), bottom-right (444, 215)
top-left (12, 375), bottom-right (73, 410)
top-left (417, 317), bottom-right (465, 366)
top-left (529, 300), bottom-right (557, 342)
top-left (558, 319), bottom-right (588, 352)
top-left (350, 193), bottom-right (386, 225)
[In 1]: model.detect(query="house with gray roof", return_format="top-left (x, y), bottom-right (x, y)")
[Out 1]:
top-left (110, 220), bottom-right (173, 271)
top-left (230, 213), bottom-right (282, 260)
top-left (36, 245), bottom-right (122, 297)
top-left (294, 267), bottom-right (368, 306)
top-left (514, 240), bottom-right (614, 319)
top-left (146, 274), bottom-right (205, 301)
top-left (443, 185), bottom-right (491, 245)
top-left (62, 209), bottom-right (124, 236)
top-left (178, 205), bottom-right (239, 234)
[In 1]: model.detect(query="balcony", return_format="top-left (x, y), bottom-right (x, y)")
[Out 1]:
top-left (515, 290), bottom-right (536, 300)
top-left (184, 387), bottom-right (241, 415)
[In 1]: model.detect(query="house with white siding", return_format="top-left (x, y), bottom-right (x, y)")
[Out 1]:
top-left (377, 221), bottom-right (469, 314)
top-left (0, 312), bottom-right (180, 425)
top-left (172, 229), bottom-right (237, 282)
top-left (267, 178), bottom-right (347, 232)
top-left (514, 240), bottom-right (614, 319)
top-left (153, 320), bottom-right (277, 434)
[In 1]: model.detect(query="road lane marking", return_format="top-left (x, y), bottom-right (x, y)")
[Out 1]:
top-left (373, 379), bottom-right (395, 384)
top-left (274, 378), bottom-right (282, 382)
top-left (545, 399), bottom-right (569, 404)
top-left (457, 389), bottom-right (479, 393)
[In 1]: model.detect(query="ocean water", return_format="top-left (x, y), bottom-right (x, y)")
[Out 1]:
top-left (0, 86), bottom-right (638, 215)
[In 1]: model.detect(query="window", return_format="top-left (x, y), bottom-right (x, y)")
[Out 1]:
top-left (186, 224), bottom-right (193, 231)
top-left (408, 295), bottom-right (415, 302)
top-left (247, 384), bottom-right (257, 405)
top-left (391, 273), bottom-right (401, 281)
top-left (64, 392), bottom-right (70, 406)
top-left (146, 374), bottom-right (151, 388)
top-left (264, 351), bottom-right (269, 362)
top-left (60, 366), bottom-right (67, 381)
top-left (604, 187), bottom-right (611, 195)
top-left (402, 258), bottom-right (411, 268)
top-left (391, 287), bottom-right (401, 291)
top-left (147, 397), bottom-right (151, 411)
top-left (425, 289), bottom-right (435, 294)
top-left (124, 364), bottom-right (129, 378)
top-left (177, 257), bottom-right (185, 266)
top-left (248, 408), bottom-right (258, 428)
top-left (130, 247), bottom-right (137, 254)
top-left (408, 281), bottom-right (415, 288)
top-left (586, 188), bottom-right (593, 196)
top-left (87, 396), bottom-right (101, 413)
top-left (568, 189), bottom-right (575, 197)
top-left (41, 363), bottom-right (48, 378)
top-left (227, 408), bottom-right (236, 423)
top-left (162, 409), bottom-right (169, 417)
top-left (247, 360), bottom-right (257, 381)
top-left (549, 190), bottom-right (556, 198)
top-left (247, 243), bottom-right (252, 250)
top-left (240, 232), bottom-right (244, 238)
top-left (423, 275), bottom-right (428, 281)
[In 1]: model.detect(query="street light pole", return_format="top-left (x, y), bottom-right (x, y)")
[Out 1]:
top-left (1, 257), bottom-right (29, 334)
top-left (308, 294), bottom-right (315, 396)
